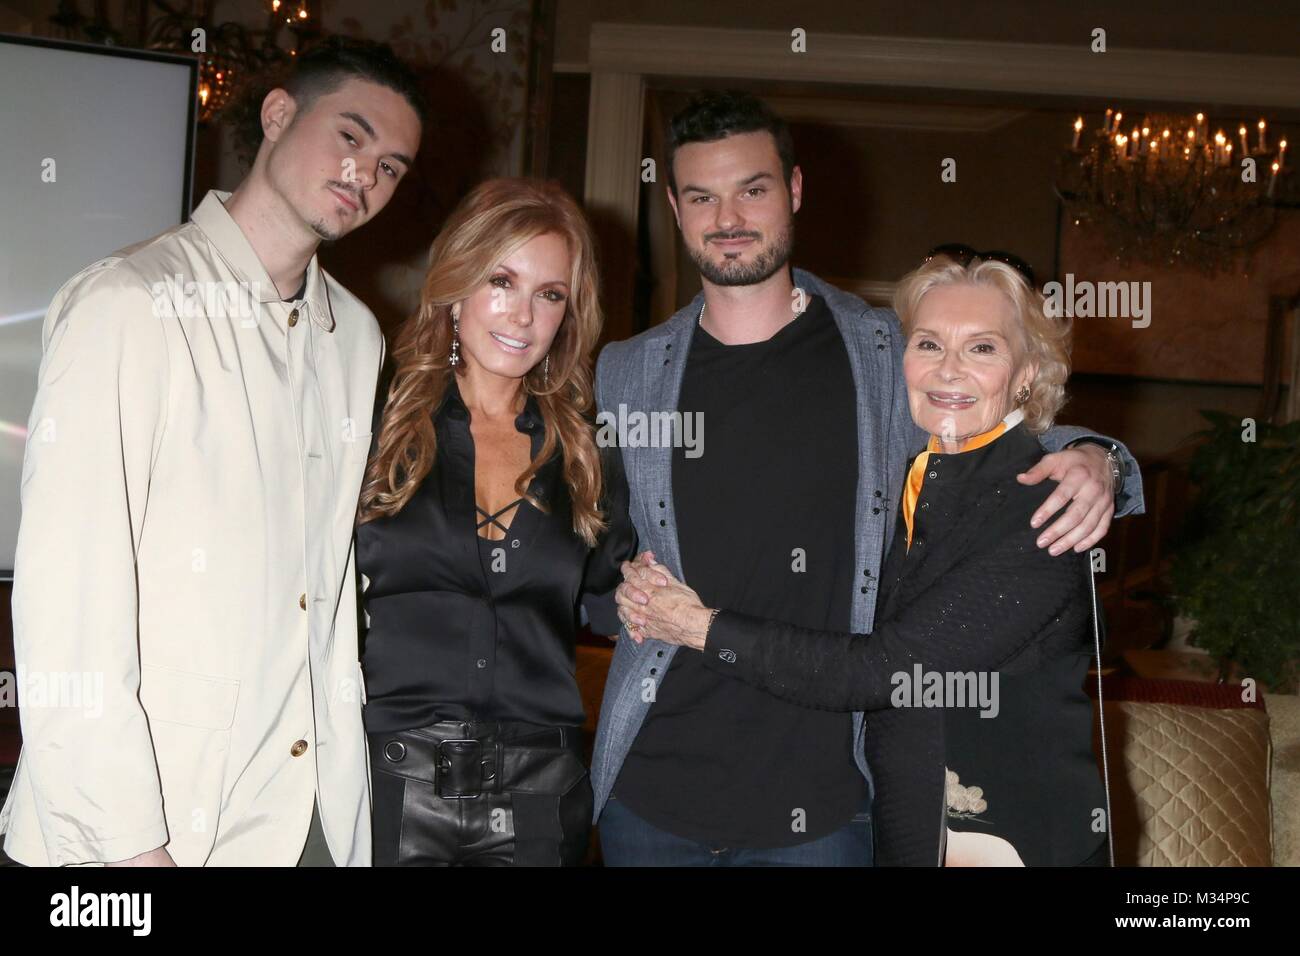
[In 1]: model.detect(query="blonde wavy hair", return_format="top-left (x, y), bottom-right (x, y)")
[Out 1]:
top-left (893, 255), bottom-right (1072, 433)
top-left (357, 178), bottom-right (607, 546)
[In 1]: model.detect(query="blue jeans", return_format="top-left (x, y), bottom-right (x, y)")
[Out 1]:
top-left (598, 795), bottom-right (873, 867)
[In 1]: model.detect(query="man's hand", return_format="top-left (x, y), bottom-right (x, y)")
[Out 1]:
top-left (105, 846), bottom-right (176, 867)
top-left (1017, 443), bottom-right (1114, 555)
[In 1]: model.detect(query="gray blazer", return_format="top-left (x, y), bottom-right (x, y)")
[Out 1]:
top-left (589, 268), bottom-right (1143, 824)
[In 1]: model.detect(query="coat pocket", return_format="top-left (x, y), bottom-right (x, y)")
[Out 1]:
top-left (139, 664), bottom-right (240, 864)
top-left (139, 663), bottom-right (239, 729)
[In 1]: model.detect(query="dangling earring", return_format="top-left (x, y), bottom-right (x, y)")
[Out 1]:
top-left (1016, 384), bottom-right (1030, 405)
top-left (449, 307), bottom-right (461, 367)
top-left (543, 353), bottom-right (550, 386)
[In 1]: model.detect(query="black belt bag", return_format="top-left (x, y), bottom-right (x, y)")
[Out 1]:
top-left (369, 720), bottom-right (586, 800)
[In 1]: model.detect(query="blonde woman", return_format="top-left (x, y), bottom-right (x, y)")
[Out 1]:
top-left (616, 254), bottom-right (1111, 867)
top-left (356, 178), bottom-right (635, 866)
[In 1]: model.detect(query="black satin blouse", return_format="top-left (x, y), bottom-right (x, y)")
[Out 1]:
top-left (357, 382), bottom-right (637, 733)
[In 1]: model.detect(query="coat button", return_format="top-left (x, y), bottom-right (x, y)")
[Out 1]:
top-left (288, 309), bottom-right (299, 327)
top-left (920, 501), bottom-right (929, 510)
top-left (928, 471), bottom-right (937, 479)
top-left (477, 658), bottom-right (487, 668)
top-left (299, 593), bottom-right (307, 610)
top-left (291, 739), bottom-right (309, 757)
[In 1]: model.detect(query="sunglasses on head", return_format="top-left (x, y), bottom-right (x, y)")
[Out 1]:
top-left (923, 243), bottom-right (1037, 289)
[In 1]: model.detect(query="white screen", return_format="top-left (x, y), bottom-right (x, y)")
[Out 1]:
top-left (0, 38), bottom-right (194, 575)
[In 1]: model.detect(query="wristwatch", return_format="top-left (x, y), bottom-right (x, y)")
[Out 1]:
top-left (1067, 437), bottom-right (1127, 495)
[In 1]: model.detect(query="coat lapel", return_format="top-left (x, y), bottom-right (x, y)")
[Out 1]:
top-left (639, 305), bottom-right (700, 583)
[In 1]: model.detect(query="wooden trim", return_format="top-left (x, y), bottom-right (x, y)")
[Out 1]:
top-left (765, 97), bottom-right (1027, 132)
top-left (588, 23), bottom-right (1300, 110)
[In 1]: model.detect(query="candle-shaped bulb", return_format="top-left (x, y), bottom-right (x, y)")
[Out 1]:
top-left (1072, 116), bottom-right (1082, 149)
top-left (1258, 120), bottom-right (1267, 151)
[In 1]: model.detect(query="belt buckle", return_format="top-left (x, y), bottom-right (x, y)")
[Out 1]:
top-left (436, 738), bottom-right (487, 799)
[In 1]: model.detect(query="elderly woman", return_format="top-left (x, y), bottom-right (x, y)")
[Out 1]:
top-left (616, 254), bottom-right (1109, 867)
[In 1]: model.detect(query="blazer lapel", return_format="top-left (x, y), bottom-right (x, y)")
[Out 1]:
top-left (639, 306), bottom-right (700, 583)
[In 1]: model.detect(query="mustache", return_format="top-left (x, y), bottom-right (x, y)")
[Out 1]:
top-left (327, 181), bottom-right (368, 214)
top-left (704, 229), bottom-right (762, 242)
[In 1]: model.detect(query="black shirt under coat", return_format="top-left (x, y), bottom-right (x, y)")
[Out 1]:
top-left (613, 295), bottom-right (868, 847)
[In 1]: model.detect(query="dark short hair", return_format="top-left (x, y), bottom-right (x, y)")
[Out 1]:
top-left (227, 37), bottom-right (427, 167)
top-left (665, 90), bottom-right (795, 196)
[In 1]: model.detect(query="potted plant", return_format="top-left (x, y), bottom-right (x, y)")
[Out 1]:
top-left (1170, 410), bottom-right (1300, 693)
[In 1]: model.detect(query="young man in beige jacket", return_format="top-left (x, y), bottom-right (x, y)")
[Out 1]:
top-left (0, 39), bottom-right (423, 866)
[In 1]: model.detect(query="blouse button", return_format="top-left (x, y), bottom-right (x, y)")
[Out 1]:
top-left (659, 501), bottom-right (666, 508)
top-left (656, 651), bottom-right (664, 658)
top-left (650, 668), bottom-right (658, 676)
top-left (660, 520), bottom-right (666, 527)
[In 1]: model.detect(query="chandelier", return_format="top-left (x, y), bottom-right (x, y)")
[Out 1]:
top-left (50, 0), bottom-right (319, 124)
top-left (1056, 109), bottom-right (1294, 272)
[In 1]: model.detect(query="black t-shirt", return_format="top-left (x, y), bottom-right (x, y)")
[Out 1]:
top-left (612, 294), bottom-right (867, 847)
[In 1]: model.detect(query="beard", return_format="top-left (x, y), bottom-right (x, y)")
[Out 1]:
top-left (309, 218), bottom-right (342, 244)
top-left (688, 220), bottom-right (795, 287)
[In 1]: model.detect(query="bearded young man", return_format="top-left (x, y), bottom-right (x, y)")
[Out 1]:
top-left (1, 39), bottom-right (424, 867)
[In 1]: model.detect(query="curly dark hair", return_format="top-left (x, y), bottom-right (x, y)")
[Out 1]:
top-left (665, 89), bottom-right (795, 196)
top-left (224, 36), bottom-right (427, 169)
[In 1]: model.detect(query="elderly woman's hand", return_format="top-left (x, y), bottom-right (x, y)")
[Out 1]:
top-left (615, 551), bottom-right (714, 649)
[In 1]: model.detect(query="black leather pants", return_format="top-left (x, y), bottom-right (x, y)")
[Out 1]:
top-left (368, 720), bottom-right (593, 866)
